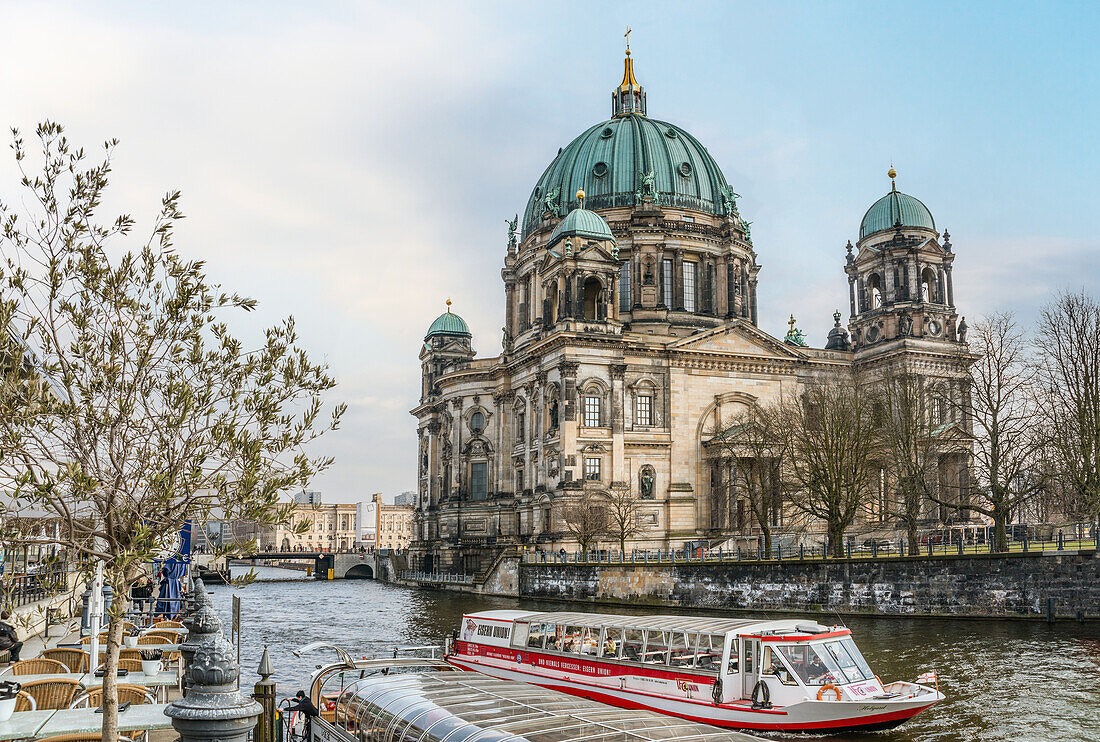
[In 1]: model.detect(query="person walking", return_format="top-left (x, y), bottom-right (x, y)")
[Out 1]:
top-left (0, 611), bottom-right (23, 663)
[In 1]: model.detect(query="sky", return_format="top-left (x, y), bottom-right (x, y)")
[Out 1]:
top-left (1, 1), bottom-right (1098, 504)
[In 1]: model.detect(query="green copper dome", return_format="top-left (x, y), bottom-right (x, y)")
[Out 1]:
top-left (425, 307), bottom-right (471, 341)
top-left (859, 186), bottom-right (935, 240)
top-left (548, 207), bottom-right (615, 247)
top-left (522, 115), bottom-right (735, 238)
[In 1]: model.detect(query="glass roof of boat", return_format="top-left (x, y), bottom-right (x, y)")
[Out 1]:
top-left (325, 671), bottom-right (764, 742)
top-left (505, 611), bottom-right (774, 635)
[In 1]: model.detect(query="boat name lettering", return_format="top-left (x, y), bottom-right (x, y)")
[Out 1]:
top-left (675, 679), bottom-right (702, 693)
top-left (477, 624), bottom-right (511, 639)
top-left (534, 657), bottom-right (612, 676)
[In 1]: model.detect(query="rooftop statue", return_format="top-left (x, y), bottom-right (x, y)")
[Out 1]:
top-left (543, 187), bottom-right (560, 214)
top-left (506, 214), bottom-right (518, 250)
top-left (720, 184), bottom-right (740, 217)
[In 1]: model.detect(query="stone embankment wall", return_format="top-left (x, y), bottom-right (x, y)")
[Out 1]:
top-left (520, 549), bottom-right (1100, 620)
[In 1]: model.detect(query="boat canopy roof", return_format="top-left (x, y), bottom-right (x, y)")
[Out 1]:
top-left (473, 609), bottom-right (833, 637)
top-left (327, 671), bottom-right (764, 742)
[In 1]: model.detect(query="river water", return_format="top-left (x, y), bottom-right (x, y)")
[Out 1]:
top-left (207, 567), bottom-right (1100, 742)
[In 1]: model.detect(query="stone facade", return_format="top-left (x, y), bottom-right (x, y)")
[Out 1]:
top-left (372, 493), bottom-right (415, 551)
top-left (409, 54), bottom-right (974, 575)
top-left (264, 502), bottom-right (358, 551)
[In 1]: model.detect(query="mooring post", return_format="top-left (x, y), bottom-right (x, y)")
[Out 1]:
top-left (1046, 597), bottom-right (1056, 624)
top-left (254, 646), bottom-right (277, 742)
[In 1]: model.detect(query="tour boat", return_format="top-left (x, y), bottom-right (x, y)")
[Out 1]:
top-left (446, 610), bottom-right (944, 734)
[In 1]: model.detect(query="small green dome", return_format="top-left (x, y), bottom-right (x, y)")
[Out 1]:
top-left (522, 115), bottom-right (735, 238)
top-left (549, 207), bottom-right (615, 248)
top-left (425, 308), bottom-right (471, 341)
top-left (860, 187), bottom-right (935, 240)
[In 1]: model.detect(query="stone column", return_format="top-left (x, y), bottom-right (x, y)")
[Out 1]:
top-left (610, 364), bottom-right (627, 485)
top-left (749, 277), bottom-right (758, 326)
top-left (504, 282), bottom-right (515, 342)
top-left (945, 265), bottom-right (955, 307)
top-left (716, 255), bottom-right (729, 317)
top-left (915, 256), bottom-right (924, 302)
top-left (848, 276), bottom-right (856, 317)
top-left (656, 246), bottom-right (666, 307)
top-left (673, 250), bottom-right (684, 311)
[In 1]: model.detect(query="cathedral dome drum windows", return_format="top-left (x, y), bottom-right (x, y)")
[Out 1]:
top-left (470, 410), bottom-right (486, 433)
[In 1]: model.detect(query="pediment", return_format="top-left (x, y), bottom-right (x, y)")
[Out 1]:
top-left (577, 243), bottom-right (617, 263)
top-left (668, 320), bottom-right (806, 359)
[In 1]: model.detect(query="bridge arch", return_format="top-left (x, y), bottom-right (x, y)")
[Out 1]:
top-left (344, 563), bottom-right (374, 580)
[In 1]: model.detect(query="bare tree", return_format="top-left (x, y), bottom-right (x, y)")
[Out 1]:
top-left (774, 371), bottom-right (886, 557)
top-left (935, 313), bottom-right (1042, 551)
top-left (877, 370), bottom-right (955, 551)
top-left (708, 402), bottom-right (783, 556)
top-left (1035, 291), bottom-right (1100, 523)
top-left (602, 488), bottom-right (643, 553)
top-left (561, 491), bottom-right (610, 553)
top-left (0, 123), bottom-right (342, 741)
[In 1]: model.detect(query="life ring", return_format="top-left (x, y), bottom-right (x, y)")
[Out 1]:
top-left (875, 675), bottom-right (882, 687)
top-left (817, 683), bottom-right (842, 701)
top-left (711, 677), bottom-right (723, 705)
top-left (751, 680), bottom-right (772, 709)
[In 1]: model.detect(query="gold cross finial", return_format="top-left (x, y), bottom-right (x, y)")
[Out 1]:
top-left (624, 27), bottom-right (632, 55)
top-left (788, 314), bottom-right (796, 332)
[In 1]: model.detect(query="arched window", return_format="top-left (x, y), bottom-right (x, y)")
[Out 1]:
top-left (470, 411), bottom-right (485, 433)
top-left (921, 267), bottom-right (938, 303)
top-left (869, 273), bottom-right (883, 309)
top-left (583, 277), bottom-right (603, 320)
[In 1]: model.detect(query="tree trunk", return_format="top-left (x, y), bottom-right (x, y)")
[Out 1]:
top-left (761, 524), bottom-right (772, 559)
top-left (100, 605), bottom-right (127, 742)
top-left (993, 513), bottom-right (1008, 552)
top-left (907, 521), bottom-right (919, 553)
top-left (829, 524), bottom-right (846, 558)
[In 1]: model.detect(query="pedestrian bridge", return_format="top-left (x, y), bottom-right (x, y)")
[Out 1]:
top-left (237, 551), bottom-right (381, 580)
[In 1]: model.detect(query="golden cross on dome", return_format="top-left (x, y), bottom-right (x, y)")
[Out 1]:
top-left (788, 314), bottom-right (796, 332)
top-left (624, 27), bottom-right (632, 55)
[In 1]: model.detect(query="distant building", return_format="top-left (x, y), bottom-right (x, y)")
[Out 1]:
top-left (393, 491), bottom-right (416, 508)
top-left (262, 501), bottom-right (358, 551)
top-left (373, 494), bottom-right (414, 551)
top-left (293, 490), bottom-right (323, 505)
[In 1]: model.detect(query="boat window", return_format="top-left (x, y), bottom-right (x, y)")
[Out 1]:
top-left (527, 622), bottom-right (551, 649)
top-left (600, 627), bottom-right (624, 658)
top-left (726, 640), bottom-right (739, 674)
top-left (762, 646), bottom-right (798, 686)
top-left (555, 625), bottom-right (583, 653)
top-left (780, 643), bottom-right (844, 686)
top-left (622, 629), bottom-right (644, 662)
top-left (824, 639), bottom-right (870, 683)
top-left (642, 630), bottom-right (670, 665)
top-left (669, 632), bottom-right (695, 667)
top-left (511, 621), bottom-right (530, 648)
top-left (697, 634), bottom-right (723, 672)
top-left (839, 637), bottom-right (874, 679)
top-left (578, 626), bottom-right (600, 655)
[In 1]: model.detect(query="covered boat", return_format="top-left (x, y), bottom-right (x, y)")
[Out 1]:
top-left (305, 656), bottom-right (766, 742)
top-left (446, 610), bottom-right (943, 733)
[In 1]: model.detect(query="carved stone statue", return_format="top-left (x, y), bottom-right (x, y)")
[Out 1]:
top-left (506, 214), bottom-right (518, 250)
top-left (643, 258), bottom-right (655, 285)
top-left (898, 312), bottom-right (913, 337)
top-left (548, 399), bottom-right (559, 430)
top-left (639, 465), bottom-right (655, 500)
top-left (957, 316), bottom-right (968, 343)
top-left (501, 326), bottom-right (512, 352)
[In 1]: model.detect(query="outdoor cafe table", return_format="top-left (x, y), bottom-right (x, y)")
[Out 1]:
top-left (0, 711), bottom-right (53, 741)
top-left (33, 702), bottom-right (172, 739)
top-left (0, 670), bottom-right (178, 702)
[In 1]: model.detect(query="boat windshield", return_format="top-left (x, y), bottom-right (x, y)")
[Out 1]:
top-left (778, 637), bottom-right (875, 686)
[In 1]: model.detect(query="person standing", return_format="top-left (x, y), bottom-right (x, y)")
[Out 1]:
top-left (0, 611), bottom-right (23, 663)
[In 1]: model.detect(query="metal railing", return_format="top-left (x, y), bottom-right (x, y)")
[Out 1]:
top-left (399, 570), bottom-right (475, 585)
top-left (1, 561), bottom-right (71, 608)
top-left (525, 532), bottom-right (1099, 567)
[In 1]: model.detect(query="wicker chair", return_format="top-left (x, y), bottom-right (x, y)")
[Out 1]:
top-left (40, 648), bottom-right (88, 673)
top-left (14, 690), bottom-right (37, 712)
top-left (140, 630), bottom-right (177, 642)
top-left (18, 677), bottom-right (82, 710)
top-left (117, 657), bottom-right (144, 672)
top-left (1, 657), bottom-right (69, 676)
top-left (79, 633), bottom-right (112, 645)
top-left (119, 648), bottom-right (143, 661)
top-left (136, 636), bottom-right (169, 646)
top-left (71, 683), bottom-right (155, 709)
top-left (151, 620), bottom-right (183, 629)
top-left (39, 736), bottom-right (133, 742)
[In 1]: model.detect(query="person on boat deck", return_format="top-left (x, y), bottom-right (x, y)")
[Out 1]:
top-left (808, 655), bottom-right (829, 682)
top-left (603, 637), bottom-right (617, 656)
top-left (288, 690), bottom-right (319, 737)
top-left (0, 611), bottom-right (22, 663)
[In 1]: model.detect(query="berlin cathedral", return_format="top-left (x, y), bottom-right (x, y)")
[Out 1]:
top-left (409, 46), bottom-right (971, 574)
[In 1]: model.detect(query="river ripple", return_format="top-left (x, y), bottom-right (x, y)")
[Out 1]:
top-left (207, 566), bottom-right (1100, 742)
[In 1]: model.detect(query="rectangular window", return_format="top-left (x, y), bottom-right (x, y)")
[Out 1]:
top-left (619, 261), bottom-right (631, 313)
top-left (517, 411), bottom-right (526, 442)
top-left (683, 261), bottom-right (697, 312)
top-left (584, 457), bottom-right (601, 481)
top-left (515, 467), bottom-right (524, 492)
top-left (635, 395), bottom-right (652, 426)
top-left (584, 395), bottom-right (601, 427)
top-left (682, 215), bottom-right (695, 222)
top-left (470, 462), bottom-right (488, 500)
top-left (662, 259), bottom-right (673, 307)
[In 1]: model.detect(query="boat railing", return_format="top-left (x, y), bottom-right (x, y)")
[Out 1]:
top-left (398, 570), bottom-right (475, 585)
top-left (525, 528), bottom-right (1099, 565)
top-left (391, 644), bottom-right (446, 659)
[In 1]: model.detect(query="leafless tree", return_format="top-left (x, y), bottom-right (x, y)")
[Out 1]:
top-left (774, 371), bottom-right (887, 557)
top-left (877, 370), bottom-right (958, 551)
top-left (935, 313), bottom-right (1042, 550)
top-left (708, 402), bottom-right (783, 556)
top-left (602, 488), bottom-right (643, 553)
top-left (1034, 291), bottom-right (1100, 523)
top-left (561, 491), bottom-right (610, 553)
